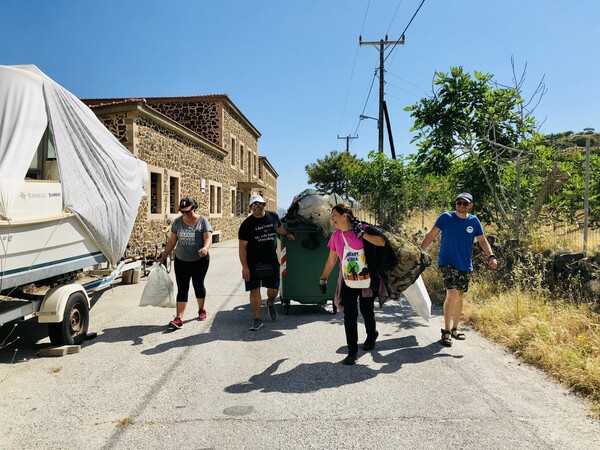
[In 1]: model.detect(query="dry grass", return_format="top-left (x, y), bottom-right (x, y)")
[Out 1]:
top-left (530, 222), bottom-right (600, 254)
top-left (463, 286), bottom-right (600, 417)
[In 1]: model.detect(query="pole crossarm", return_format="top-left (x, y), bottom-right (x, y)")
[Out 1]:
top-left (337, 134), bottom-right (358, 153)
top-left (359, 35), bottom-right (404, 154)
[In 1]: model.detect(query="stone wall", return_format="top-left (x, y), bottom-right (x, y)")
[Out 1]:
top-left (92, 96), bottom-right (280, 262)
top-left (148, 100), bottom-right (222, 146)
top-left (96, 111), bottom-right (249, 259)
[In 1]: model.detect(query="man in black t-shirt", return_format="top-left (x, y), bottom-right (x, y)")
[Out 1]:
top-left (238, 194), bottom-right (295, 330)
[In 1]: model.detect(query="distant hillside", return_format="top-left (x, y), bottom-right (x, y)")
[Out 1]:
top-left (540, 130), bottom-right (599, 152)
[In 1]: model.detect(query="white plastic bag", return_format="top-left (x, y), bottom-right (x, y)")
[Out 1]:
top-left (402, 275), bottom-right (432, 321)
top-left (139, 264), bottom-right (176, 308)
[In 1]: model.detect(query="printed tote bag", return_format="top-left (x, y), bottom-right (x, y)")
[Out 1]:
top-left (341, 232), bottom-right (371, 288)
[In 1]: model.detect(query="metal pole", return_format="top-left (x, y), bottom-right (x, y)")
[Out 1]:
top-left (583, 136), bottom-right (590, 253)
top-left (378, 39), bottom-right (384, 154)
top-left (516, 151), bottom-right (521, 242)
top-left (421, 181), bottom-right (426, 230)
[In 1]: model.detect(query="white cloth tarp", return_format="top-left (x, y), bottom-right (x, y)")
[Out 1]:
top-left (0, 66), bottom-right (48, 216)
top-left (0, 65), bottom-right (146, 265)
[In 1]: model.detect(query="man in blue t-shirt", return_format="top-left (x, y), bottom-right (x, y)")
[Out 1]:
top-left (421, 193), bottom-right (498, 347)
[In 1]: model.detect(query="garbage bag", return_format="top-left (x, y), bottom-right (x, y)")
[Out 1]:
top-left (402, 275), bottom-right (432, 321)
top-left (284, 189), bottom-right (344, 236)
top-left (140, 264), bottom-right (176, 308)
top-left (381, 230), bottom-right (431, 297)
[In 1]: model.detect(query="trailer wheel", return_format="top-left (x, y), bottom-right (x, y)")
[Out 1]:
top-left (48, 292), bottom-right (89, 346)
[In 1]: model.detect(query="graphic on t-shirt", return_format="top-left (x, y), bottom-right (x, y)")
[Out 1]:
top-left (466, 226), bottom-right (474, 233)
top-left (254, 223), bottom-right (277, 243)
top-left (178, 229), bottom-right (195, 246)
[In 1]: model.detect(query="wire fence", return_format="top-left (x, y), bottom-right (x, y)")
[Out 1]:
top-left (354, 148), bottom-right (599, 255)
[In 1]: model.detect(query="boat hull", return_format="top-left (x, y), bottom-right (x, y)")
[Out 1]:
top-left (1, 214), bottom-right (106, 291)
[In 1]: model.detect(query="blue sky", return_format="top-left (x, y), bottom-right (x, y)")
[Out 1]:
top-left (1, 0), bottom-right (599, 208)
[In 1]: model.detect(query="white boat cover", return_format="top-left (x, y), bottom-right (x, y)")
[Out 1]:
top-left (0, 65), bottom-right (146, 265)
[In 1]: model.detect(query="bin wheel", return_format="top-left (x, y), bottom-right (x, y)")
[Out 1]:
top-left (283, 299), bottom-right (290, 315)
top-left (48, 292), bottom-right (89, 346)
top-left (332, 302), bottom-right (337, 315)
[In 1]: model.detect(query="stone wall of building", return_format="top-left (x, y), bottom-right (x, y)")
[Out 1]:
top-left (96, 111), bottom-right (246, 259)
top-left (92, 97), bottom-right (280, 263)
top-left (149, 100), bottom-right (222, 146)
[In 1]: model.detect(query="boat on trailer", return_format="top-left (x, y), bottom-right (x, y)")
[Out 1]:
top-left (1, 176), bottom-right (107, 292)
top-left (0, 64), bottom-right (146, 345)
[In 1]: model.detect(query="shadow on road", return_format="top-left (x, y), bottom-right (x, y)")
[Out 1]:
top-left (85, 301), bottom-right (336, 355)
top-left (224, 339), bottom-right (460, 394)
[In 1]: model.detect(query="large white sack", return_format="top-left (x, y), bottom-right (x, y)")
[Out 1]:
top-left (402, 275), bottom-right (432, 321)
top-left (140, 265), bottom-right (176, 308)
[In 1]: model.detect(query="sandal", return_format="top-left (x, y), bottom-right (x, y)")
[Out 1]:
top-left (440, 329), bottom-right (452, 347)
top-left (451, 328), bottom-right (466, 340)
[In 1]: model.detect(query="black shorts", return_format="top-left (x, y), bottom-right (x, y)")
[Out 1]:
top-left (244, 262), bottom-right (280, 291)
top-left (440, 265), bottom-right (471, 292)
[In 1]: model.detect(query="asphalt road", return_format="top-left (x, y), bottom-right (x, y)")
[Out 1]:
top-left (0, 240), bottom-right (599, 449)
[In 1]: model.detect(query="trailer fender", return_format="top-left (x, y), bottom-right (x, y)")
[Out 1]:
top-left (38, 284), bottom-right (90, 324)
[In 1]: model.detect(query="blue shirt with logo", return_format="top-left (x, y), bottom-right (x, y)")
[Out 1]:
top-left (434, 211), bottom-right (484, 272)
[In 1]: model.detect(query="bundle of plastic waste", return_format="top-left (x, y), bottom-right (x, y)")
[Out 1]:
top-left (283, 189), bottom-right (344, 236)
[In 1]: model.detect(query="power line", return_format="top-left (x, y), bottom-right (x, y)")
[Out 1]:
top-left (337, 0), bottom-right (372, 136)
top-left (352, 70), bottom-right (379, 138)
top-left (385, 70), bottom-right (429, 94)
top-left (360, 35), bottom-right (405, 153)
top-left (384, 0), bottom-right (426, 64)
top-left (386, 0), bottom-right (406, 37)
top-left (385, 80), bottom-right (422, 98)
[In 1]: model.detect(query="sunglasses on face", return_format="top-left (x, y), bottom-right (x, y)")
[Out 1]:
top-left (250, 202), bottom-right (264, 207)
top-left (455, 200), bottom-right (471, 206)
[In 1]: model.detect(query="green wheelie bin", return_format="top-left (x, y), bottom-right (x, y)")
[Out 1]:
top-left (278, 221), bottom-right (339, 315)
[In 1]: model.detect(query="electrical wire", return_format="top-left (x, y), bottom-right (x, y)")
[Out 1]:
top-left (384, 0), bottom-right (426, 64)
top-left (351, 69), bottom-right (379, 139)
top-left (337, 0), bottom-right (372, 136)
top-left (386, 71), bottom-right (429, 95)
top-left (386, 0), bottom-right (406, 37)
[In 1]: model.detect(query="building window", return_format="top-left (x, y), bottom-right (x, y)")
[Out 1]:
top-left (239, 144), bottom-right (244, 170)
top-left (231, 189), bottom-right (236, 216)
top-left (168, 173), bottom-right (180, 214)
top-left (247, 150), bottom-right (251, 175)
top-left (149, 169), bottom-right (163, 216)
top-left (253, 155), bottom-right (258, 177)
top-left (209, 181), bottom-right (222, 217)
top-left (230, 137), bottom-right (236, 167)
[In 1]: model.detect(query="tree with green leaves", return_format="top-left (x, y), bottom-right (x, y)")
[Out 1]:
top-left (345, 151), bottom-right (407, 224)
top-left (305, 151), bottom-right (361, 198)
top-left (405, 65), bottom-right (541, 231)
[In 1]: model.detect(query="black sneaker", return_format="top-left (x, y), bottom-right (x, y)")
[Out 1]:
top-left (363, 331), bottom-right (379, 351)
top-left (342, 353), bottom-right (358, 365)
top-left (249, 318), bottom-right (263, 331)
top-left (267, 303), bottom-right (278, 321)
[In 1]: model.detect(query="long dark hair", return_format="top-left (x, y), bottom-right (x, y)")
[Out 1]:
top-left (332, 203), bottom-right (360, 227)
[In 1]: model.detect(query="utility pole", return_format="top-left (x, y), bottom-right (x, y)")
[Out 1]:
top-left (359, 34), bottom-right (404, 153)
top-left (337, 134), bottom-right (358, 153)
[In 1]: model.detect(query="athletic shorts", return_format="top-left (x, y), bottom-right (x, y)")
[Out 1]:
top-left (440, 265), bottom-right (471, 292)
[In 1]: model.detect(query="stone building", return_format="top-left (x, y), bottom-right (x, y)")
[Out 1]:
top-left (82, 95), bottom-right (278, 256)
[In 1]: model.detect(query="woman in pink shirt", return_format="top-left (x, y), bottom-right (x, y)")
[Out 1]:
top-left (319, 203), bottom-right (385, 365)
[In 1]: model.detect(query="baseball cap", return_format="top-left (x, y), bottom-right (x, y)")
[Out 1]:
top-left (179, 197), bottom-right (196, 212)
top-left (455, 192), bottom-right (473, 203)
top-left (249, 194), bottom-right (266, 207)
